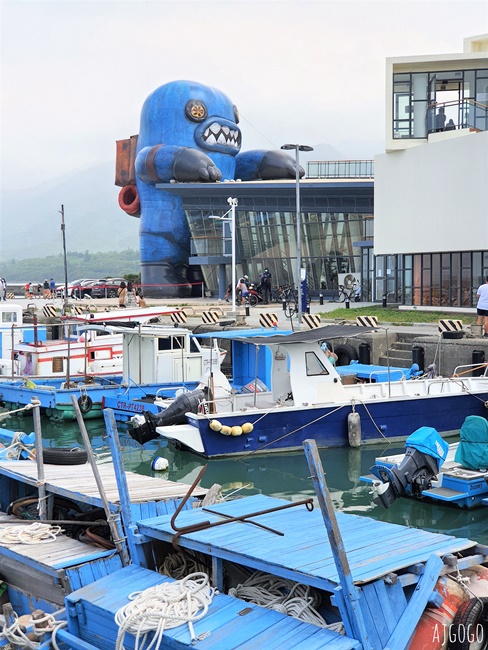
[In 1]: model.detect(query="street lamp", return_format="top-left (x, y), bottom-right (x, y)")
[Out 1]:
top-left (281, 144), bottom-right (313, 324)
top-left (209, 197), bottom-right (238, 313)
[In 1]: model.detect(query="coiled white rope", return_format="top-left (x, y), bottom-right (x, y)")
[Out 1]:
top-left (0, 522), bottom-right (63, 546)
top-left (1, 432), bottom-right (35, 461)
top-left (0, 610), bottom-right (67, 649)
top-left (228, 571), bottom-right (343, 632)
top-left (114, 572), bottom-right (214, 650)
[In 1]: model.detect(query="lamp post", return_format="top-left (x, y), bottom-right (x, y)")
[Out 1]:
top-left (210, 197), bottom-right (238, 314)
top-left (281, 144), bottom-right (313, 324)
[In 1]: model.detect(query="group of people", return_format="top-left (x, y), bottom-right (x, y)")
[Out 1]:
top-left (117, 281), bottom-right (147, 308)
top-left (225, 268), bottom-right (273, 305)
top-left (434, 107), bottom-right (456, 133)
top-left (24, 279), bottom-right (56, 299)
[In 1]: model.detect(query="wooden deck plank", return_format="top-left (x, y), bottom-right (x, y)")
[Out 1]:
top-left (0, 460), bottom-right (205, 507)
top-left (136, 495), bottom-right (475, 589)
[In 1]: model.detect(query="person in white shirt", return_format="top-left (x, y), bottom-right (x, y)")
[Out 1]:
top-left (476, 276), bottom-right (488, 337)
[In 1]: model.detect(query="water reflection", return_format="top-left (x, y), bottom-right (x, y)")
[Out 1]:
top-left (2, 411), bottom-right (486, 545)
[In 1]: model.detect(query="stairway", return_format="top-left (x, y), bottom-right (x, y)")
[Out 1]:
top-left (378, 332), bottom-right (418, 368)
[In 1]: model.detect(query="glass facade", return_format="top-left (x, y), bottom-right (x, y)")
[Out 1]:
top-left (393, 67), bottom-right (488, 139)
top-left (186, 206), bottom-right (373, 297)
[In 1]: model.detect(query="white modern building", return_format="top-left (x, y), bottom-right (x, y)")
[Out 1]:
top-left (374, 34), bottom-right (488, 307)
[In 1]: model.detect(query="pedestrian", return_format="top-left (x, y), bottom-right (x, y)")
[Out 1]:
top-left (0, 278), bottom-right (6, 301)
top-left (117, 281), bottom-right (128, 308)
top-left (49, 278), bottom-right (56, 298)
top-left (260, 268), bottom-right (272, 304)
top-left (24, 282), bottom-right (31, 299)
top-left (36, 283), bottom-right (42, 299)
top-left (126, 280), bottom-right (135, 306)
top-left (224, 283), bottom-right (232, 302)
top-left (435, 107), bottom-right (446, 132)
top-left (476, 276), bottom-right (488, 337)
top-left (135, 290), bottom-right (147, 308)
top-left (43, 279), bottom-right (50, 299)
top-left (237, 275), bottom-right (249, 305)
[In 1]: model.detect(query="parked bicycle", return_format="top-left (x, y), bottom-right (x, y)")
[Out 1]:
top-left (333, 281), bottom-right (361, 303)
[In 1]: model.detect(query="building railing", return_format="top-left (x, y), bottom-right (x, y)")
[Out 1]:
top-left (307, 160), bottom-right (374, 179)
top-left (427, 98), bottom-right (488, 134)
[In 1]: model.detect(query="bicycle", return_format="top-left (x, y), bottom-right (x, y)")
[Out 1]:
top-left (333, 282), bottom-right (360, 303)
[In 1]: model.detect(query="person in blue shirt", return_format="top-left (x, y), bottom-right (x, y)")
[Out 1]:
top-left (476, 276), bottom-right (488, 337)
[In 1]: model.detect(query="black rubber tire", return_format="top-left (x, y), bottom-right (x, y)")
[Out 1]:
top-left (78, 395), bottom-right (93, 414)
top-left (248, 294), bottom-right (258, 307)
top-left (334, 344), bottom-right (357, 366)
top-left (43, 447), bottom-right (88, 465)
top-left (108, 289), bottom-right (117, 298)
top-left (447, 597), bottom-right (488, 649)
top-left (333, 291), bottom-right (345, 303)
top-left (442, 331), bottom-right (464, 339)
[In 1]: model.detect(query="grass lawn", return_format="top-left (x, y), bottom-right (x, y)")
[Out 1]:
top-left (318, 305), bottom-right (477, 325)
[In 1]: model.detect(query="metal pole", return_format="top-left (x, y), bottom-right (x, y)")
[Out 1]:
top-left (294, 147), bottom-right (302, 325)
top-left (59, 205), bottom-right (68, 307)
top-left (229, 197), bottom-right (237, 314)
top-left (32, 399), bottom-right (47, 521)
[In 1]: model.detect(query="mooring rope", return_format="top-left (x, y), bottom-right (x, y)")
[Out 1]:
top-left (114, 572), bottom-right (214, 650)
top-left (0, 522), bottom-right (63, 546)
top-left (1, 432), bottom-right (36, 461)
top-left (0, 610), bottom-right (67, 649)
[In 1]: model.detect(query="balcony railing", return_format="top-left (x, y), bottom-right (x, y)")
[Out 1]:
top-left (307, 160), bottom-right (374, 179)
top-left (427, 98), bottom-right (488, 134)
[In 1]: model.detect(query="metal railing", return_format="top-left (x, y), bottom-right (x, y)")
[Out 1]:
top-left (307, 160), bottom-right (374, 179)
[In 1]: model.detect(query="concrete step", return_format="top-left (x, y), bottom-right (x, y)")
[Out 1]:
top-left (378, 353), bottom-right (413, 368)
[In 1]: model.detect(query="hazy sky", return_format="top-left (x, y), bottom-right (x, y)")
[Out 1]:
top-left (1, 0), bottom-right (487, 191)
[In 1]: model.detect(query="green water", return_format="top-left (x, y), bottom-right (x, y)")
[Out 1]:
top-left (2, 412), bottom-right (487, 546)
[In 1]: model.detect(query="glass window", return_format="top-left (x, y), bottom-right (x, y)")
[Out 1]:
top-left (305, 352), bottom-right (329, 376)
top-left (1, 312), bottom-right (17, 323)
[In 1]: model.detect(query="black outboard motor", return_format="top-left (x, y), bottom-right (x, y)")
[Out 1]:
top-left (129, 388), bottom-right (207, 445)
top-left (370, 427), bottom-right (449, 508)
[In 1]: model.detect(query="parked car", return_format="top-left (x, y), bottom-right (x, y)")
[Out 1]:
top-left (88, 278), bottom-right (127, 299)
top-left (55, 279), bottom-right (101, 299)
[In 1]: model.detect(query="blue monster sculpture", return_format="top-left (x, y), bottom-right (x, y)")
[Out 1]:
top-left (116, 80), bottom-right (303, 297)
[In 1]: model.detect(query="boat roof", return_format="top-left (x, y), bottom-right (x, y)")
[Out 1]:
top-left (194, 328), bottom-right (293, 340)
top-left (198, 324), bottom-right (377, 345)
top-left (61, 306), bottom-right (179, 324)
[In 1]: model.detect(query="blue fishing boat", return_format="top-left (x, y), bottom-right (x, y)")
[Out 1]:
top-left (1, 406), bottom-right (488, 649)
top-left (362, 416), bottom-right (488, 510)
top-left (129, 325), bottom-right (488, 457)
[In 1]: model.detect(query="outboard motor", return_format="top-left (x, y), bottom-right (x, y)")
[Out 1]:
top-left (370, 427), bottom-right (449, 508)
top-left (129, 388), bottom-right (207, 445)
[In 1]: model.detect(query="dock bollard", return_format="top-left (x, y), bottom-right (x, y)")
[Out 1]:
top-left (345, 297), bottom-right (350, 309)
top-left (245, 303), bottom-right (250, 316)
top-left (382, 294), bottom-right (387, 308)
top-left (319, 293), bottom-right (324, 305)
top-left (282, 298), bottom-right (287, 311)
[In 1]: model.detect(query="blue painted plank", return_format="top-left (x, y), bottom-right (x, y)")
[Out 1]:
top-left (384, 554), bottom-right (443, 650)
top-left (360, 583), bottom-right (391, 645)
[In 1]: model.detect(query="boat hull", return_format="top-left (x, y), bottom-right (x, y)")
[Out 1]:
top-left (176, 391), bottom-right (488, 457)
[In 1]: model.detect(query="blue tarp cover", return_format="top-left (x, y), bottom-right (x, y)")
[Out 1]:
top-left (405, 427), bottom-right (449, 469)
top-left (454, 415), bottom-right (488, 470)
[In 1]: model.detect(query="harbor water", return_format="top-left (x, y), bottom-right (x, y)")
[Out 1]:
top-left (2, 411), bottom-right (487, 546)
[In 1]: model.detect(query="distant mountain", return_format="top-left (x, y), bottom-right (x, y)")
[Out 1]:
top-left (1, 139), bottom-right (383, 261)
top-left (1, 161), bottom-right (139, 260)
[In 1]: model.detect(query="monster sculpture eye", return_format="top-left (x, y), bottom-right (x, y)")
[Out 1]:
top-left (233, 105), bottom-right (240, 124)
top-left (185, 100), bottom-right (207, 122)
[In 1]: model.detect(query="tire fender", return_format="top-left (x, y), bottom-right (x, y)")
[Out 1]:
top-left (42, 447), bottom-right (88, 465)
top-left (447, 597), bottom-right (488, 649)
top-left (78, 395), bottom-right (93, 414)
top-left (333, 344), bottom-right (357, 366)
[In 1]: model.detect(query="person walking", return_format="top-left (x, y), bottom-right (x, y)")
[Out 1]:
top-left (237, 275), bottom-right (249, 305)
top-left (260, 268), bottom-right (272, 304)
top-left (49, 278), bottom-right (56, 298)
top-left (476, 277), bottom-right (488, 337)
top-left (43, 279), bottom-right (50, 299)
top-left (0, 278), bottom-right (6, 301)
top-left (117, 281), bottom-right (128, 308)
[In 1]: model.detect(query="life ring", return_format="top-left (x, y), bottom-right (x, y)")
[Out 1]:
top-left (78, 395), bottom-right (93, 414)
top-left (42, 447), bottom-right (88, 465)
top-left (118, 184), bottom-right (141, 216)
top-left (447, 597), bottom-right (488, 649)
top-left (333, 344), bottom-right (357, 366)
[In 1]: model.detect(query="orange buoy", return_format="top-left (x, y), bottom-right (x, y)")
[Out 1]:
top-left (408, 575), bottom-right (469, 649)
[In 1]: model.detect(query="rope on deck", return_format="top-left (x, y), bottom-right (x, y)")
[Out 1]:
top-left (114, 572), bottom-right (214, 649)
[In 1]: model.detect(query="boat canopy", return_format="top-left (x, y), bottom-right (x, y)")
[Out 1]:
top-left (198, 324), bottom-right (377, 346)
